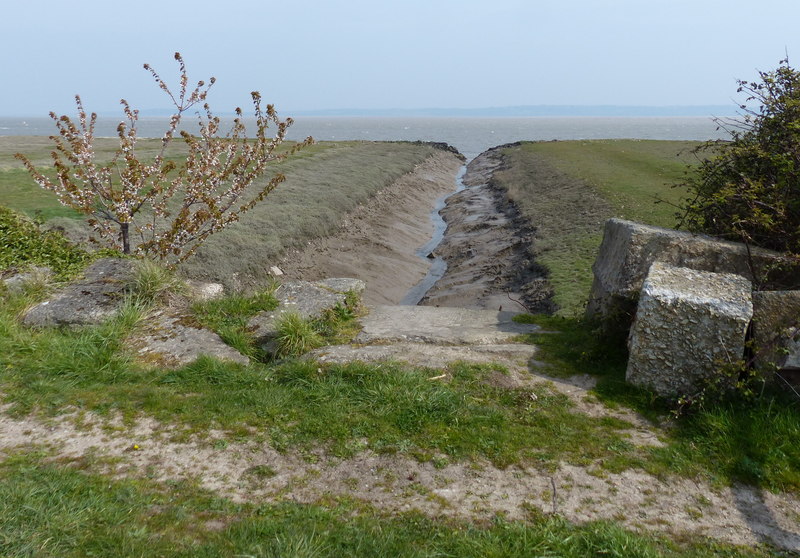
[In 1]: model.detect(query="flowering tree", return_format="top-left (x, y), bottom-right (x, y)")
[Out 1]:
top-left (16, 52), bottom-right (312, 264)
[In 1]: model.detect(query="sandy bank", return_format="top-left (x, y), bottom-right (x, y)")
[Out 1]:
top-left (278, 149), bottom-right (463, 305)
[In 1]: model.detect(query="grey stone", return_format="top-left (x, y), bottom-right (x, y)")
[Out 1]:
top-left (355, 305), bottom-right (539, 345)
top-left (626, 262), bottom-right (753, 397)
top-left (586, 218), bottom-right (789, 322)
top-left (22, 258), bottom-right (136, 328)
top-left (131, 310), bottom-right (250, 368)
top-left (185, 279), bottom-right (225, 301)
top-left (247, 278), bottom-right (362, 347)
top-left (307, 342), bottom-right (538, 373)
top-left (2, 266), bottom-right (52, 294)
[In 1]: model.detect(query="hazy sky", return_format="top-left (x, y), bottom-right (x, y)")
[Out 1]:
top-left (3, 0), bottom-right (800, 116)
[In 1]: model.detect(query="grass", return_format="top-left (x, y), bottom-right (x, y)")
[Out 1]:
top-left (0, 451), bottom-right (771, 558)
top-left (190, 288), bottom-right (280, 359)
top-left (0, 286), bottom-right (639, 466)
top-left (516, 314), bottom-right (800, 492)
top-left (0, 205), bottom-right (93, 280)
top-left (493, 140), bottom-right (701, 315)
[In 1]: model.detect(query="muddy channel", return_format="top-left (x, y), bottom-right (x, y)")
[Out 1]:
top-left (281, 144), bottom-right (554, 312)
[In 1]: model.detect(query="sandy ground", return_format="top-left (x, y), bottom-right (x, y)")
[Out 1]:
top-left (278, 149), bottom-right (463, 305)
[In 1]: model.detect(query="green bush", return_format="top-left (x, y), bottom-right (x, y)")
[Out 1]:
top-left (0, 205), bottom-right (91, 280)
top-left (680, 59), bottom-right (800, 257)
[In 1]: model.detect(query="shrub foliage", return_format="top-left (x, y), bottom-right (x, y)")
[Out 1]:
top-left (680, 58), bottom-right (800, 255)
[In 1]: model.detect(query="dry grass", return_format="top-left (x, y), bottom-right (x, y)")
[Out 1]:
top-left (1, 137), bottom-right (438, 290)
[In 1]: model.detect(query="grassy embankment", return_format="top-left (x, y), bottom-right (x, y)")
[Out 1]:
top-left (494, 140), bottom-right (699, 315)
top-left (0, 136), bottom-right (440, 289)
top-left (0, 138), bottom-right (796, 557)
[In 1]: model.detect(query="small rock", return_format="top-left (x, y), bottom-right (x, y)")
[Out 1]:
top-left (185, 280), bottom-right (225, 301)
top-left (269, 266), bottom-right (284, 276)
top-left (248, 278), bottom-right (363, 349)
top-left (2, 266), bottom-right (52, 294)
top-left (131, 310), bottom-right (249, 368)
top-left (22, 258), bottom-right (136, 328)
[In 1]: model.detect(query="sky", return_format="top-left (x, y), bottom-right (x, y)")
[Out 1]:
top-left (2, 0), bottom-right (800, 116)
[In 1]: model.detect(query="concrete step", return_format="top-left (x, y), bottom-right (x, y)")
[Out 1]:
top-left (355, 304), bottom-right (539, 345)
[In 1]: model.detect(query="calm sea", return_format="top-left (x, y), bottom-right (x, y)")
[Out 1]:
top-left (0, 116), bottom-right (728, 160)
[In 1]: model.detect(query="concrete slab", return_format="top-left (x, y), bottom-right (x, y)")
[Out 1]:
top-left (355, 305), bottom-right (539, 345)
top-left (308, 342), bottom-right (538, 372)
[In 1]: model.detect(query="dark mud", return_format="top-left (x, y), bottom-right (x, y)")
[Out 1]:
top-left (420, 146), bottom-right (555, 313)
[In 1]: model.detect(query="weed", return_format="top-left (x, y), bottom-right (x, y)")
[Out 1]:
top-left (131, 258), bottom-right (185, 304)
top-left (274, 313), bottom-right (324, 358)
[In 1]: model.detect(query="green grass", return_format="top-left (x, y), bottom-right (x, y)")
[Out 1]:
top-left (0, 287), bottom-right (639, 466)
top-left (494, 140), bottom-right (701, 315)
top-left (190, 288), bottom-right (280, 359)
top-left (0, 451), bottom-right (770, 558)
top-left (516, 314), bottom-right (800, 491)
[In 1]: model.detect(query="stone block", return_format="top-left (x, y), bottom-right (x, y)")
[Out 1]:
top-left (586, 218), bottom-right (789, 322)
top-left (626, 262), bottom-right (753, 397)
top-left (751, 291), bottom-right (800, 381)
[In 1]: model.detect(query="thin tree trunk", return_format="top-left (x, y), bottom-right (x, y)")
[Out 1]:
top-left (121, 222), bottom-right (130, 254)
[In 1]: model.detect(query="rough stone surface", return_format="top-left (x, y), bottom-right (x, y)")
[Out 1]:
top-left (751, 291), bottom-right (800, 385)
top-left (308, 342), bottom-right (538, 373)
top-left (130, 309), bottom-right (250, 368)
top-left (184, 280), bottom-right (225, 301)
top-left (626, 262), bottom-right (753, 397)
top-left (22, 258), bottom-right (136, 328)
top-left (247, 278), bottom-right (365, 346)
top-left (355, 305), bottom-right (539, 345)
top-left (2, 266), bottom-right (52, 294)
top-left (586, 218), bottom-right (789, 322)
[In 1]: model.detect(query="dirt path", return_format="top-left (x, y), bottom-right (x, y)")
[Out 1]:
top-left (2, 386), bottom-right (798, 551)
top-left (278, 149), bottom-right (463, 306)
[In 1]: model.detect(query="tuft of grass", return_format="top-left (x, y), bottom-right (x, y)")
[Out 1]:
top-left (274, 312), bottom-right (325, 358)
top-left (0, 451), bottom-right (770, 558)
top-left (130, 258), bottom-right (185, 305)
top-left (191, 288), bottom-right (279, 359)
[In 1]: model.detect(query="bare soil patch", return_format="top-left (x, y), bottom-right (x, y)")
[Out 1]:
top-left (2, 407), bottom-right (798, 551)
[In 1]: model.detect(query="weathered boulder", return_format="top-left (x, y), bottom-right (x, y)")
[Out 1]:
top-left (2, 266), bottom-right (52, 294)
top-left (130, 309), bottom-right (250, 368)
top-left (22, 258), bottom-right (136, 328)
top-left (586, 218), bottom-right (788, 323)
top-left (751, 291), bottom-right (800, 385)
top-left (626, 262), bottom-right (753, 397)
top-left (248, 278), bottom-right (365, 349)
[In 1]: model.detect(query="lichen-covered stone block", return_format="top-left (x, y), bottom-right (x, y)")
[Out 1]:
top-left (247, 278), bottom-right (365, 348)
top-left (626, 262), bottom-right (753, 397)
top-left (586, 218), bottom-right (787, 323)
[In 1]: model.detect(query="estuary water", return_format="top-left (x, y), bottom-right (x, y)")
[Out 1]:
top-left (0, 115), bottom-right (729, 160)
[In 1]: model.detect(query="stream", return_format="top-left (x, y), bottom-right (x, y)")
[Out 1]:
top-left (399, 165), bottom-right (467, 305)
